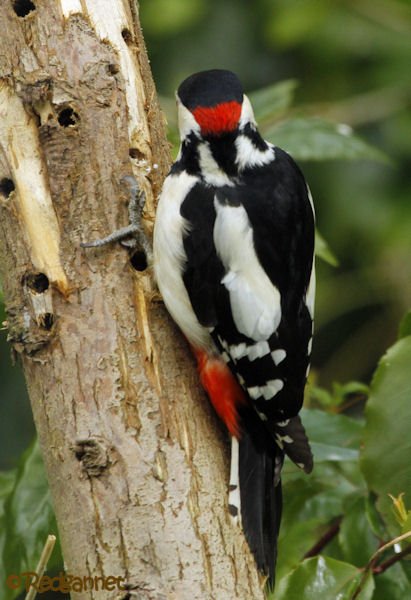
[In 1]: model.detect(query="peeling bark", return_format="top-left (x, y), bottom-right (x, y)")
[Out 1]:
top-left (0, 2), bottom-right (265, 599)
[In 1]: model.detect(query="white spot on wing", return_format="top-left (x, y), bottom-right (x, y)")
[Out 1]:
top-left (271, 349), bottom-right (286, 365)
top-left (214, 201), bottom-right (282, 340)
top-left (221, 351), bottom-right (230, 363)
top-left (248, 386), bottom-right (261, 400)
top-left (247, 340), bottom-right (270, 361)
top-left (218, 336), bottom-right (229, 352)
top-left (278, 434), bottom-right (293, 444)
top-left (247, 379), bottom-right (284, 401)
top-left (256, 409), bottom-right (268, 422)
top-left (229, 342), bottom-right (248, 360)
top-left (275, 433), bottom-right (293, 448)
top-left (262, 379), bottom-right (284, 400)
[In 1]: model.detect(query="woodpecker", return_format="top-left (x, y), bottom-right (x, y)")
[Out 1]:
top-left (153, 69), bottom-right (315, 585)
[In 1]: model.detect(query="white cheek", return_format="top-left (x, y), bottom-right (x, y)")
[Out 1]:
top-left (177, 101), bottom-right (200, 140)
top-left (239, 94), bottom-right (256, 128)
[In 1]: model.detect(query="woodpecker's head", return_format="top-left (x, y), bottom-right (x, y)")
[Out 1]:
top-left (176, 69), bottom-right (255, 141)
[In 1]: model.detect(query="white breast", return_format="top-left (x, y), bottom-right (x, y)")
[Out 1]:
top-left (153, 171), bottom-right (215, 352)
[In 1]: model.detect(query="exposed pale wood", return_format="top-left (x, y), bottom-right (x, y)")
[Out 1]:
top-left (0, 2), bottom-right (265, 598)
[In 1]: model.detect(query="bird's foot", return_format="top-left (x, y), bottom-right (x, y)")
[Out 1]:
top-left (81, 176), bottom-right (152, 264)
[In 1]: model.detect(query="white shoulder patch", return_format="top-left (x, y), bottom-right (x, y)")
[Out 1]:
top-left (213, 199), bottom-right (281, 341)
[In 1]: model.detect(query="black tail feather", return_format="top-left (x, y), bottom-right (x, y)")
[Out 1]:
top-left (238, 408), bottom-right (283, 586)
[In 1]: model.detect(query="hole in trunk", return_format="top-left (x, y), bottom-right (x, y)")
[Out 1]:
top-left (108, 63), bottom-right (119, 75)
top-left (41, 313), bottom-right (54, 330)
top-left (130, 250), bottom-right (148, 272)
top-left (129, 148), bottom-right (145, 160)
top-left (57, 107), bottom-right (79, 127)
top-left (13, 0), bottom-right (35, 17)
top-left (0, 178), bottom-right (15, 198)
top-left (24, 272), bottom-right (50, 293)
top-left (121, 28), bottom-right (133, 45)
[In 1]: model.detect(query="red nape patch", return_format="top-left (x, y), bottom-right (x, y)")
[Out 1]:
top-left (192, 101), bottom-right (242, 136)
top-left (193, 348), bottom-right (246, 438)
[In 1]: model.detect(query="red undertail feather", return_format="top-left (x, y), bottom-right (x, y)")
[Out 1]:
top-left (192, 101), bottom-right (242, 136)
top-left (193, 348), bottom-right (246, 438)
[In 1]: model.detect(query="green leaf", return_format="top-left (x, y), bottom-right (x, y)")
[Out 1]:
top-left (275, 555), bottom-right (374, 600)
top-left (308, 385), bottom-right (335, 409)
top-left (278, 468), bottom-right (347, 580)
top-left (278, 458), bottom-right (365, 581)
top-left (398, 310), bottom-right (411, 339)
top-left (0, 470), bottom-right (17, 565)
top-left (372, 561), bottom-right (411, 600)
top-left (310, 442), bottom-right (359, 463)
top-left (276, 518), bottom-right (323, 582)
top-left (1, 440), bottom-right (62, 600)
top-left (263, 117), bottom-right (389, 163)
top-left (309, 381), bottom-right (369, 410)
top-left (315, 230), bottom-right (339, 267)
top-left (365, 492), bottom-right (388, 540)
top-left (338, 496), bottom-right (378, 567)
top-left (297, 408), bottom-right (366, 465)
top-left (301, 408), bottom-right (364, 453)
top-left (361, 336), bottom-right (411, 535)
top-left (249, 79), bottom-right (298, 123)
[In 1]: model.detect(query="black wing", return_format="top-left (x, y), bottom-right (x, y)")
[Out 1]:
top-left (180, 149), bottom-right (314, 468)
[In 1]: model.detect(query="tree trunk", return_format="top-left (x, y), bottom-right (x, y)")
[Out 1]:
top-left (0, 2), bottom-right (265, 598)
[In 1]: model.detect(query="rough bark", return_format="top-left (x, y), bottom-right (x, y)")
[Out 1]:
top-left (0, 2), bottom-right (265, 599)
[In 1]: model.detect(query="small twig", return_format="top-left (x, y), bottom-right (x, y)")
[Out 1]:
top-left (365, 530), bottom-right (411, 571)
top-left (351, 530), bottom-right (411, 599)
top-left (25, 534), bottom-right (56, 600)
top-left (334, 394), bottom-right (367, 414)
top-left (373, 543), bottom-right (411, 575)
top-left (303, 517), bottom-right (343, 559)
